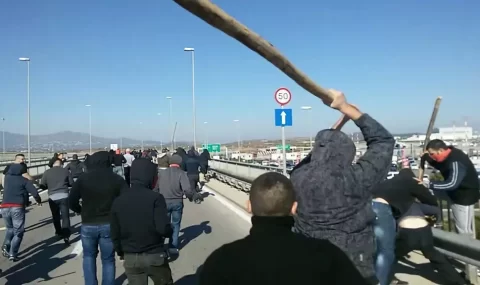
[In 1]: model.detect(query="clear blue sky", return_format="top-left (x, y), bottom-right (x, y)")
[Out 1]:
top-left (0, 0), bottom-right (479, 143)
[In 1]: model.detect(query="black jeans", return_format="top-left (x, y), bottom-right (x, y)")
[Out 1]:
top-left (48, 198), bottom-right (71, 238)
top-left (188, 174), bottom-right (200, 192)
top-left (396, 226), bottom-right (465, 285)
top-left (124, 166), bottom-right (131, 185)
top-left (124, 252), bottom-right (173, 285)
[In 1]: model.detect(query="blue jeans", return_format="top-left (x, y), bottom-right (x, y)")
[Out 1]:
top-left (166, 202), bottom-right (183, 249)
top-left (81, 224), bottom-right (115, 285)
top-left (372, 201), bottom-right (396, 285)
top-left (1, 207), bottom-right (25, 257)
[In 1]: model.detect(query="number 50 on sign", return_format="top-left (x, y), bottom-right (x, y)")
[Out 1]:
top-left (274, 87), bottom-right (292, 106)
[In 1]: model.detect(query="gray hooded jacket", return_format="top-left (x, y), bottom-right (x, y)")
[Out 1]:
top-left (290, 114), bottom-right (394, 279)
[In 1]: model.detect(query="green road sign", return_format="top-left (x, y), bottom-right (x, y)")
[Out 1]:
top-left (276, 144), bottom-right (291, 150)
top-left (202, 144), bottom-right (221, 152)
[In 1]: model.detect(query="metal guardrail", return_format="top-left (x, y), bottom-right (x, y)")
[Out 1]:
top-left (209, 158), bottom-right (480, 283)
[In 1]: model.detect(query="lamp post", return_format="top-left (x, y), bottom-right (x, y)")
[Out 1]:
top-left (19, 57), bottom-right (31, 163)
top-left (1, 117), bottom-right (5, 154)
top-left (184, 47), bottom-right (196, 149)
top-left (204, 121), bottom-right (208, 147)
top-left (85, 104), bottom-right (92, 153)
top-left (301, 106), bottom-right (313, 149)
top-left (139, 122), bottom-right (144, 151)
top-left (157, 113), bottom-right (163, 148)
top-left (166, 96), bottom-right (173, 150)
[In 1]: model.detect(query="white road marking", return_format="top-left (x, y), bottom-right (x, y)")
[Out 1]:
top-left (203, 186), bottom-right (252, 225)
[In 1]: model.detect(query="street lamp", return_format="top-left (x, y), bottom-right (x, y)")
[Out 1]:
top-left (157, 113), bottom-right (163, 148)
top-left (85, 105), bottom-right (92, 153)
top-left (19, 57), bottom-right (31, 163)
top-left (184, 47), bottom-right (196, 149)
top-left (301, 106), bottom-right (313, 149)
top-left (1, 117), bottom-right (5, 154)
top-left (233, 120), bottom-right (241, 161)
top-left (204, 121), bottom-right (208, 147)
top-left (166, 96), bottom-right (173, 150)
top-left (139, 122), bottom-right (144, 151)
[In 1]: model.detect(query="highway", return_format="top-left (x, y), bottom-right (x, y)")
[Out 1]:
top-left (0, 159), bottom-right (472, 284)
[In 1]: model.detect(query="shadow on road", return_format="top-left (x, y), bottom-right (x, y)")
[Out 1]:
top-left (395, 257), bottom-right (444, 284)
top-left (178, 221), bottom-right (212, 250)
top-left (0, 223), bottom-right (81, 284)
top-left (25, 212), bottom-right (78, 233)
top-left (175, 265), bottom-right (203, 285)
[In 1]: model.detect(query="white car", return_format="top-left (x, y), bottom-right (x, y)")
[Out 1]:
top-left (410, 163), bottom-right (419, 170)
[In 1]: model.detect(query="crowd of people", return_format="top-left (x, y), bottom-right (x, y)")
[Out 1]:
top-left (0, 89), bottom-right (479, 285)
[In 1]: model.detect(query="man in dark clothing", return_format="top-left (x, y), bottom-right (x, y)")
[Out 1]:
top-left (111, 158), bottom-right (173, 285)
top-left (154, 154), bottom-right (198, 255)
top-left (199, 172), bottom-right (368, 285)
top-left (112, 149), bottom-right (127, 179)
top-left (2, 154), bottom-right (33, 181)
top-left (371, 168), bottom-right (441, 285)
top-left (199, 149), bottom-right (210, 183)
top-left (157, 148), bottom-right (170, 169)
top-left (418, 139), bottom-right (480, 235)
top-left (40, 159), bottom-right (73, 244)
top-left (175, 148), bottom-right (188, 171)
top-left (290, 92), bottom-right (395, 282)
top-left (69, 151), bottom-right (126, 285)
top-left (48, 152), bottom-right (65, 168)
top-left (66, 154), bottom-right (84, 182)
top-left (1, 163), bottom-right (42, 261)
top-left (185, 148), bottom-right (201, 193)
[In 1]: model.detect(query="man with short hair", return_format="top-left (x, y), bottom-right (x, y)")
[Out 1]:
top-left (199, 172), bottom-right (367, 285)
top-left (40, 158), bottom-right (73, 244)
top-left (66, 154), bottom-right (84, 182)
top-left (418, 139), bottom-right (480, 235)
top-left (2, 154), bottom-right (33, 182)
top-left (123, 149), bottom-right (135, 185)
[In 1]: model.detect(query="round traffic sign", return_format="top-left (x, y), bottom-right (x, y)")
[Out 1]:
top-left (274, 87), bottom-right (292, 106)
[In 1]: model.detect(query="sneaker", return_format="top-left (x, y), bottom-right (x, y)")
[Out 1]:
top-left (168, 248), bottom-right (179, 256)
top-left (2, 245), bottom-right (9, 258)
top-left (8, 255), bottom-right (18, 262)
top-left (63, 238), bottom-right (70, 245)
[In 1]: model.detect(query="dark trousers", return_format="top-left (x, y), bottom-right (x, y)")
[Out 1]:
top-left (124, 166), bottom-right (131, 185)
top-left (48, 198), bottom-right (71, 238)
top-left (396, 226), bottom-right (465, 285)
top-left (187, 174), bottom-right (200, 192)
top-left (124, 252), bottom-right (173, 285)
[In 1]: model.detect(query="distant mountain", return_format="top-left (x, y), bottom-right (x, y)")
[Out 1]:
top-left (1, 131), bottom-right (186, 152)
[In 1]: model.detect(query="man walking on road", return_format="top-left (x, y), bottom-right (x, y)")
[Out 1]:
top-left (69, 151), bottom-right (126, 285)
top-left (155, 154), bottom-right (199, 256)
top-left (66, 154), bottom-right (84, 182)
top-left (123, 148), bottom-right (135, 185)
top-left (418, 139), bottom-right (480, 235)
top-left (1, 163), bottom-right (42, 261)
top-left (39, 158), bottom-right (73, 245)
top-left (111, 158), bottom-right (174, 285)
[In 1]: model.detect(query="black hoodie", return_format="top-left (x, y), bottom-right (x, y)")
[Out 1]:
top-left (199, 150), bottom-right (210, 174)
top-left (110, 158), bottom-right (171, 256)
top-left (186, 149), bottom-right (201, 175)
top-left (69, 151), bottom-right (126, 224)
top-left (176, 147), bottom-right (188, 171)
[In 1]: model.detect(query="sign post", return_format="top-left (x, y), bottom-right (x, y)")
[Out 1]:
top-left (274, 87), bottom-right (292, 175)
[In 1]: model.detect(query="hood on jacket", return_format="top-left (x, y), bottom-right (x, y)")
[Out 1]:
top-left (176, 147), bottom-right (186, 155)
top-left (86, 151), bottom-right (112, 170)
top-left (311, 129), bottom-right (355, 167)
top-left (187, 149), bottom-right (197, 157)
top-left (6, 163), bottom-right (25, 176)
top-left (200, 150), bottom-right (210, 160)
top-left (130, 158), bottom-right (157, 189)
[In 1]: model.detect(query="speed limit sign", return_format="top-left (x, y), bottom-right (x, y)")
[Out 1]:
top-left (274, 87), bottom-right (292, 106)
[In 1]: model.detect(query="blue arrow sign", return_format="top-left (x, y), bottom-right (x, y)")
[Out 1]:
top-left (275, 109), bottom-right (292, 127)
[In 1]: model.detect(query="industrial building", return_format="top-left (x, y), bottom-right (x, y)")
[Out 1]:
top-left (402, 126), bottom-right (473, 142)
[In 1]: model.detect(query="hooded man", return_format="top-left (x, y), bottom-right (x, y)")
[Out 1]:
top-left (1, 163), bottom-right (42, 261)
top-left (66, 154), bottom-right (84, 182)
top-left (111, 158), bottom-right (173, 284)
top-left (69, 151), bottom-right (126, 285)
top-left (290, 90), bottom-right (395, 283)
top-left (186, 148), bottom-right (202, 193)
top-left (199, 149), bottom-right (211, 182)
top-left (175, 147), bottom-right (188, 171)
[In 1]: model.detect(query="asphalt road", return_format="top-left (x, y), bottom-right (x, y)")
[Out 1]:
top-left (0, 189), bottom-right (250, 284)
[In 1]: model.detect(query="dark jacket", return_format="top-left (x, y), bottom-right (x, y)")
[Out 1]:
top-left (154, 166), bottom-right (194, 202)
top-left (111, 158), bottom-right (172, 257)
top-left (186, 150), bottom-right (201, 176)
top-left (66, 160), bottom-right (84, 179)
top-left (69, 151), bottom-right (126, 224)
top-left (112, 154), bottom-right (126, 167)
top-left (290, 114), bottom-right (395, 279)
top-left (199, 216), bottom-right (368, 285)
top-left (199, 150), bottom-right (210, 174)
top-left (157, 153), bottom-right (170, 168)
top-left (421, 147), bottom-right (480, 205)
top-left (175, 148), bottom-right (188, 171)
top-left (2, 164), bottom-right (41, 207)
top-left (39, 166), bottom-right (73, 196)
top-left (372, 168), bottom-right (438, 218)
